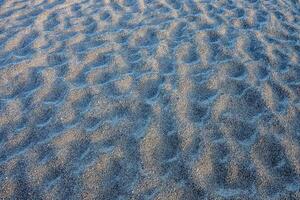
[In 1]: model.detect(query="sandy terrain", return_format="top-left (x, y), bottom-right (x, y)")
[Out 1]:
top-left (0, 0), bottom-right (300, 199)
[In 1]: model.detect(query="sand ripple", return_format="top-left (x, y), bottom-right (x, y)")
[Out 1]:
top-left (0, 0), bottom-right (300, 199)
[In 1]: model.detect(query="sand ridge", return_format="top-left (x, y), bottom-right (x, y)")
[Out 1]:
top-left (0, 0), bottom-right (300, 199)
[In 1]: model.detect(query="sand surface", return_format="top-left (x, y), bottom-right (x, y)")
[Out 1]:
top-left (0, 0), bottom-right (300, 199)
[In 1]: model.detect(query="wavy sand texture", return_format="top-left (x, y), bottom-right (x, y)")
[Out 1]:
top-left (0, 0), bottom-right (300, 199)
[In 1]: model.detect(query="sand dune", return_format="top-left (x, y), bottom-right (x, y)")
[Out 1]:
top-left (0, 0), bottom-right (300, 199)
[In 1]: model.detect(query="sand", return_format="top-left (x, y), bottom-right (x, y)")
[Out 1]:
top-left (0, 0), bottom-right (300, 199)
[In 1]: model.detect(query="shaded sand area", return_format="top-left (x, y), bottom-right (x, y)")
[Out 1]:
top-left (0, 0), bottom-right (300, 199)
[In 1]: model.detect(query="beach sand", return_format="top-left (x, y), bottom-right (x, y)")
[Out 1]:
top-left (0, 0), bottom-right (300, 199)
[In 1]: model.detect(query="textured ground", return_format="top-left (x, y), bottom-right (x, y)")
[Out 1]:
top-left (0, 0), bottom-right (300, 199)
